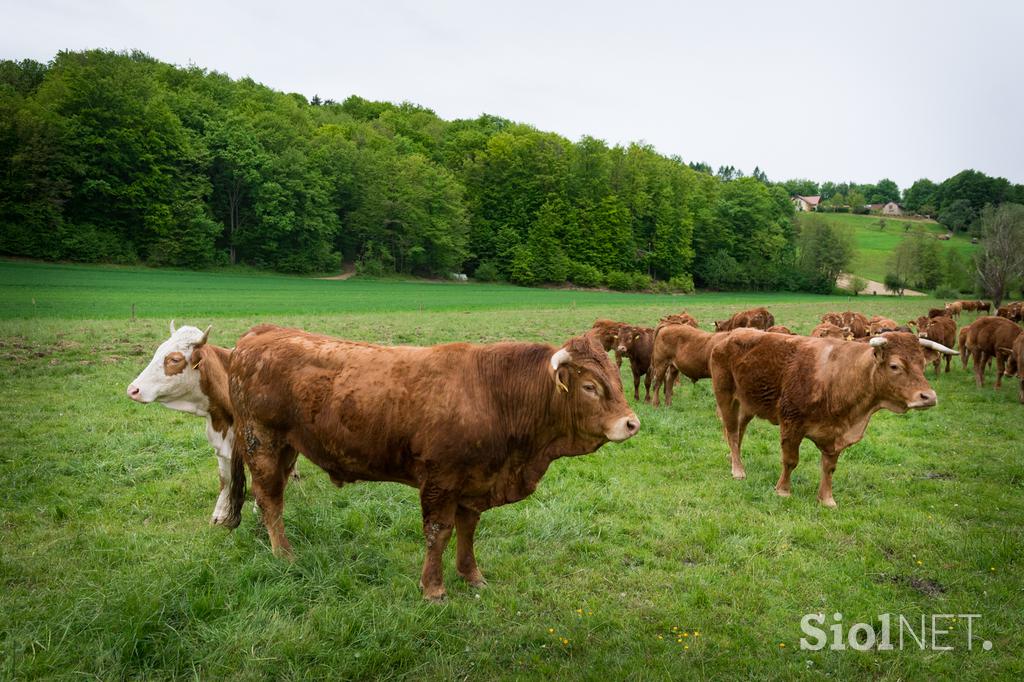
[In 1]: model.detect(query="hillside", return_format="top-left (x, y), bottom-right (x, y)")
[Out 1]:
top-left (797, 212), bottom-right (978, 284)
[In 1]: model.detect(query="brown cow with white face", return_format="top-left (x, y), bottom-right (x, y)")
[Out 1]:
top-left (709, 330), bottom-right (956, 507)
top-left (226, 326), bottom-right (639, 601)
top-left (126, 323), bottom-right (237, 525)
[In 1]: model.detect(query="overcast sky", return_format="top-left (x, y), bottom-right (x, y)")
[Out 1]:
top-left (5, 0), bottom-right (1022, 188)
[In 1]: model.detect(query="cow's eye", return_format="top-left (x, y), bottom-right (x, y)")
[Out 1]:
top-left (582, 383), bottom-right (597, 394)
top-left (170, 356), bottom-right (182, 363)
top-left (889, 362), bottom-right (901, 372)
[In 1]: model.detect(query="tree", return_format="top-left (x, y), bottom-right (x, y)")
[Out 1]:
top-left (796, 216), bottom-right (854, 292)
top-left (975, 203), bottom-right (1024, 308)
top-left (885, 240), bottom-right (915, 296)
top-left (902, 178), bottom-right (937, 213)
top-left (938, 199), bottom-right (977, 233)
top-left (867, 178), bottom-right (900, 204)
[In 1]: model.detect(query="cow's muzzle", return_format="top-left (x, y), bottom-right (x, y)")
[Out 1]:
top-left (606, 414), bottom-right (641, 442)
top-left (126, 384), bottom-right (146, 403)
top-left (907, 390), bottom-right (937, 409)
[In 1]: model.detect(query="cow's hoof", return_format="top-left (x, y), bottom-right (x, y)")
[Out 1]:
top-left (459, 570), bottom-right (487, 588)
top-left (731, 469), bottom-right (746, 480)
top-left (775, 487), bottom-right (791, 497)
top-left (819, 497), bottom-right (837, 509)
top-left (422, 588), bottom-right (447, 603)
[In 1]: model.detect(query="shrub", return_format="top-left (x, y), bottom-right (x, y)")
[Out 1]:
top-left (605, 270), bottom-right (632, 291)
top-left (474, 260), bottom-right (502, 282)
top-left (567, 261), bottom-right (602, 288)
top-left (668, 274), bottom-right (695, 293)
top-left (847, 276), bottom-right (868, 296)
top-left (628, 272), bottom-right (652, 291)
top-left (931, 285), bottom-right (959, 300)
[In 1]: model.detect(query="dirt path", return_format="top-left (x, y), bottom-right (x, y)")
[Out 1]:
top-left (318, 261), bottom-right (356, 280)
top-left (837, 273), bottom-right (925, 296)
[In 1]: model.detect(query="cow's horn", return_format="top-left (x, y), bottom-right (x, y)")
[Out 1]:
top-left (918, 338), bottom-right (957, 355)
top-left (169, 319), bottom-right (176, 334)
top-left (869, 336), bottom-right (888, 347)
top-left (197, 325), bottom-right (212, 347)
top-left (550, 347), bottom-right (571, 371)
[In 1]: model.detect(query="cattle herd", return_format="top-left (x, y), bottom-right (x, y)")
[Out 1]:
top-left (126, 297), bottom-right (1023, 600)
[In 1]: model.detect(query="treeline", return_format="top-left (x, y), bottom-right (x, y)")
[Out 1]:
top-left (781, 172), bottom-right (1024, 230)
top-left (0, 49), bottom-right (853, 291)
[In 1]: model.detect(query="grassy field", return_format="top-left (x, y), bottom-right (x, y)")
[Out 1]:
top-left (1, 260), bottom-right (1022, 680)
top-left (798, 213), bottom-right (978, 284)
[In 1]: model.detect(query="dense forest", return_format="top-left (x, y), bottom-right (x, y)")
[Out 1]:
top-left (0, 50), bottom-right (1020, 293)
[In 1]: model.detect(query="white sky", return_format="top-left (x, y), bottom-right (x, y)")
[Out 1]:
top-left (5, 0), bottom-right (1023, 188)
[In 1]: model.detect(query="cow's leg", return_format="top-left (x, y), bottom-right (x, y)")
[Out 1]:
top-left (716, 400), bottom-right (750, 480)
top-left (632, 364), bottom-right (641, 401)
top-left (817, 446), bottom-right (842, 508)
top-left (994, 353), bottom-right (1006, 389)
top-left (944, 353), bottom-right (951, 373)
top-left (419, 487), bottom-right (457, 602)
top-left (775, 427), bottom-right (803, 497)
top-left (614, 349), bottom-right (623, 368)
top-left (247, 436), bottom-right (296, 559)
top-left (973, 349), bottom-right (987, 387)
top-left (455, 505), bottom-right (485, 587)
top-left (211, 450), bottom-right (232, 525)
top-left (643, 370), bottom-right (652, 403)
top-left (650, 360), bottom-right (666, 407)
top-left (664, 366), bottom-right (678, 407)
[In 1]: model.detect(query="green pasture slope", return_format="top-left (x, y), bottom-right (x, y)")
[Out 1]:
top-left (1, 260), bottom-right (1021, 680)
top-left (799, 213), bottom-right (978, 283)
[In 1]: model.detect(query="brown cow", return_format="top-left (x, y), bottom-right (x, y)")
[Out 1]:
top-left (966, 316), bottom-right (1023, 388)
top-left (944, 302), bottom-right (962, 319)
top-left (767, 325), bottom-right (794, 335)
top-left (927, 308), bottom-right (949, 319)
top-left (958, 323), bottom-right (972, 370)
top-left (710, 330), bottom-right (956, 507)
top-left (997, 302), bottom-right (1023, 322)
top-left (811, 322), bottom-right (852, 340)
top-left (649, 324), bottom-right (726, 407)
top-left (824, 311), bottom-right (870, 338)
top-left (587, 319), bottom-right (626, 367)
top-left (714, 307), bottom-right (775, 332)
top-left (977, 300), bottom-right (992, 313)
top-left (919, 316), bottom-right (958, 375)
top-left (1000, 333), bottom-right (1024, 404)
top-left (226, 326), bottom-right (639, 601)
top-left (869, 316), bottom-right (900, 336)
top-left (616, 324), bottom-right (656, 401)
top-left (659, 311), bottom-right (700, 329)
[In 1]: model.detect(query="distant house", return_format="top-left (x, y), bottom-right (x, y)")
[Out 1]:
top-left (791, 195), bottom-right (822, 212)
top-left (869, 202), bottom-right (904, 216)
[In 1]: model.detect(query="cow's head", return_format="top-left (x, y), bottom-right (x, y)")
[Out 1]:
top-left (126, 321), bottom-right (211, 412)
top-left (615, 325), bottom-right (646, 356)
top-left (868, 332), bottom-right (956, 412)
top-left (550, 336), bottom-right (639, 443)
top-left (1000, 346), bottom-right (1019, 377)
top-left (588, 319), bottom-right (620, 352)
top-left (713, 320), bottom-right (725, 332)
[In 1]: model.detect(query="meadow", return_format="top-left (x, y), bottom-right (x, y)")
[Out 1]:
top-left (797, 213), bottom-right (978, 284)
top-left (1, 260), bottom-right (1021, 680)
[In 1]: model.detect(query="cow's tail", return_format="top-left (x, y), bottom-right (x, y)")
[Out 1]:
top-left (224, 430), bottom-right (247, 529)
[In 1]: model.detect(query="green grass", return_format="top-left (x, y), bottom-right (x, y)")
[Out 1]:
top-left (799, 213), bottom-right (978, 284)
top-left (1, 261), bottom-right (1022, 680)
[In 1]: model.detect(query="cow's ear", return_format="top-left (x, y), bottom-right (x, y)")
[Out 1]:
top-left (921, 348), bottom-right (939, 364)
top-left (191, 345), bottom-right (204, 370)
top-left (555, 366), bottom-right (571, 393)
